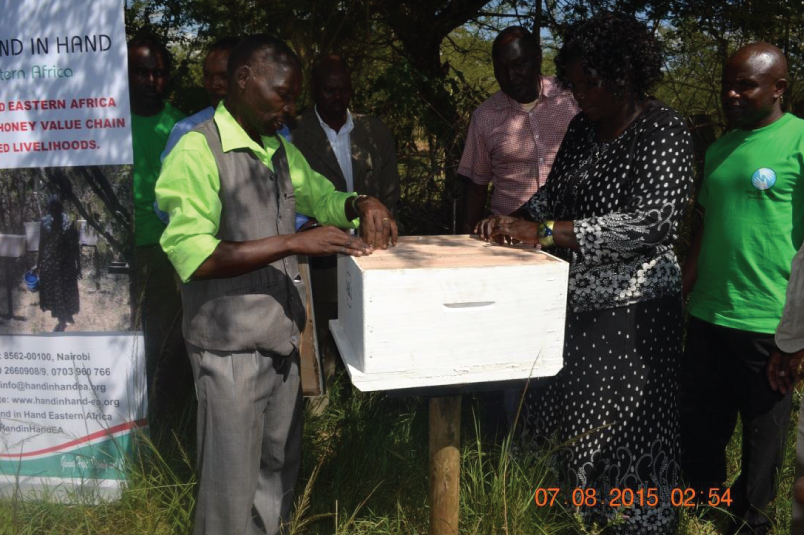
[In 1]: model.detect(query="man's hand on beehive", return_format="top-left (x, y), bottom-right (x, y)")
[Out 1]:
top-left (288, 226), bottom-right (372, 257)
top-left (351, 195), bottom-right (398, 250)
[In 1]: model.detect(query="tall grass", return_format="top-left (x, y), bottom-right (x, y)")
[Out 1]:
top-left (0, 404), bottom-right (197, 535)
top-left (0, 376), bottom-right (798, 534)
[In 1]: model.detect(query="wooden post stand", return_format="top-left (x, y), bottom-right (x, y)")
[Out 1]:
top-left (429, 396), bottom-right (461, 535)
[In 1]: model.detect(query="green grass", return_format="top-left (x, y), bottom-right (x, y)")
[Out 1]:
top-left (0, 376), bottom-right (798, 534)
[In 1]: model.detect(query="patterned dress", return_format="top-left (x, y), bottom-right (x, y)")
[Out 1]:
top-left (523, 103), bottom-right (694, 533)
top-left (38, 214), bottom-right (81, 322)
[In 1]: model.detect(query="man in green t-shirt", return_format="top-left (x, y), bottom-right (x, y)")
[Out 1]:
top-left (681, 43), bottom-right (801, 535)
top-left (128, 35), bottom-right (187, 417)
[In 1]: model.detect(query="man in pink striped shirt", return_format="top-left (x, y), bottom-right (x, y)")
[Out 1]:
top-left (459, 26), bottom-right (579, 233)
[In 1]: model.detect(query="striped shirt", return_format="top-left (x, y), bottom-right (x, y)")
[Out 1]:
top-left (458, 76), bottom-right (579, 215)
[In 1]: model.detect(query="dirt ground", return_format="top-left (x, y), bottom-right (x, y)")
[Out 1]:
top-left (0, 254), bottom-right (132, 335)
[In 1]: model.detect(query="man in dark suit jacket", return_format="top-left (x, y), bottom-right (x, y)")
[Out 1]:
top-left (291, 54), bottom-right (400, 379)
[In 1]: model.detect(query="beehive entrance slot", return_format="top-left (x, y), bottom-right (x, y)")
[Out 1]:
top-left (442, 301), bottom-right (495, 310)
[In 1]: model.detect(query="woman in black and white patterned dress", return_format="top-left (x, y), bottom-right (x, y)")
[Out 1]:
top-left (38, 197), bottom-right (81, 332)
top-left (475, 12), bottom-right (694, 534)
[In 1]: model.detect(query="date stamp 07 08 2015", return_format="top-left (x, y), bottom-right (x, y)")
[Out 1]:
top-left (533, 487), bottom-right (733, 508)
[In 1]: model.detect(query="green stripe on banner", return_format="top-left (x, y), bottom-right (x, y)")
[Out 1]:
top-left (0, 433), bottom-right (135, 480)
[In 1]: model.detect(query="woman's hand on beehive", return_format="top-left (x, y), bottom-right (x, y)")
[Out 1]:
top-left (474, 215), bottom-right (539, 246)
top-left (474, 215), bottom-right (510, 244)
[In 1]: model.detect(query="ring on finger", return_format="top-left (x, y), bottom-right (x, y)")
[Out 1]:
top-left (339, 246), bottom-right (346, 254)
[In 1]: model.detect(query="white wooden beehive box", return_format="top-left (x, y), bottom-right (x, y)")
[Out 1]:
top-left (0, 234), bottom-right (27, 258)
top-left (329, 235), bottom-right (569, 391)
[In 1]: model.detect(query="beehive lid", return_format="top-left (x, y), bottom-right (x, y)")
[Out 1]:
top-left (352, 234), bottom-right (563, 270)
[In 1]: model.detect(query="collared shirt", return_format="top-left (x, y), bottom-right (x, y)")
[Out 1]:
top-left (776, 244), bottom-right (804, 353)
top-left (161, 107), bottom-right (293, 163)
top-left (161, 106), bottom-right (216, 162)
top-left (458, 76), bottom-right (579, 215)
top-left (155, 102), bottom-right (357, 283)
top-left (154, 110), bottom-right (291, 224)
top-left (315, 106), bottom-right (355, 192)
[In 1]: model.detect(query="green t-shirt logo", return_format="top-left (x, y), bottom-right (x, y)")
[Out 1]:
top-left (751, 167), bottom-right (777, 190)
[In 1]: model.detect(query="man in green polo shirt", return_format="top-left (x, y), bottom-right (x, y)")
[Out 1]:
top-left (128, 35), bottom-right (187, 416)
top-left (155, 35), bottom-right (396, 535)
top-left (681, 43), bottom-right (803, 535)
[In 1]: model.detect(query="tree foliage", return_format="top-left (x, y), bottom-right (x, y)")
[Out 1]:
top-left (123, 0), bottom-right (804, 233)
top-left (539, 0), bottom-right (804, 130)
top-left (123, 0), bottom-right (542, 233)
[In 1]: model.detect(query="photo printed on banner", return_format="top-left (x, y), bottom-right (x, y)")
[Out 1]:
top-left (0, 165), bottom-right (134, 335)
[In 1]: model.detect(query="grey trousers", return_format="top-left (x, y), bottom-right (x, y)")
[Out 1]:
top-left (187, 342), bottom-right (303, 535)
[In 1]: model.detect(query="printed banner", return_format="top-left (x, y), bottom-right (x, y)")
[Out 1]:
top-left (0, 333), bottom-right (145, 500)
top-left (0, 1), bottom-right (142, 503)
top-left (0, 0), bottom-right (132, 169)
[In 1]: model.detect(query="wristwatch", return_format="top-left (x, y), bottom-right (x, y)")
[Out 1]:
top-left (537, 220), bottom-right (555, 248)
top-left (351, 194), bottom-right (369, 215)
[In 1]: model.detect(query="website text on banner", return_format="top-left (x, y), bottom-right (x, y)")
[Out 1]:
top-left (0, 333), bottom-right (146, 500)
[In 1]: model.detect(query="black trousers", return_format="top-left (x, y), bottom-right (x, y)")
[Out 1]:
top-left (680, 317), bottom-right (793, 530)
